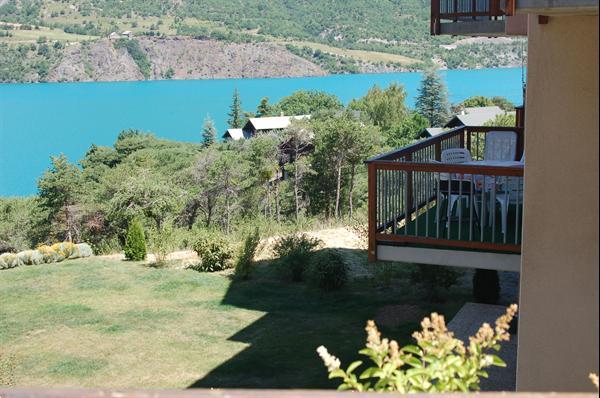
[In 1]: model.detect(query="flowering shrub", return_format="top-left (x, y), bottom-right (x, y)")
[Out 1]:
top-left (317, 304), bottom-right (518, 393)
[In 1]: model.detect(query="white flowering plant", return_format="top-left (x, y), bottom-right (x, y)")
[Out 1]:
top-left (317, 304), bottom-right (518, 393)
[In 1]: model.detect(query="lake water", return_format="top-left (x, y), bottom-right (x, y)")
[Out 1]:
top-left (0, 67), bottom-right (524, 196)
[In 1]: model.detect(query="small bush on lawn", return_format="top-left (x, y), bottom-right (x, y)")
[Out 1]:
top-left (124, 218), bottom-right (147, 261)
top-left (37, 245), bottom-right (64, 263)
top-left (473, 269), bottom-right (500, 304)
top-left (148, 222), bottom-right (178, 266)
top-left (309, 249), bottom-right (347, 291)
top-left (0, 253), bottom-right (22, 269)
top-left (17, 250), bottom-right (43, 265)
top-left (76, 243), bottom-right (94, 258)
top-left (190, 232), bottom-right (233, 272)
top-left (317, 304), bottom-right (518, 392)
top-left (51, 242), bottom-right (79, 259)
top-left (273, 233), bottom-right (322, 281)
top-left (234, 228), bottom-right (261, 280)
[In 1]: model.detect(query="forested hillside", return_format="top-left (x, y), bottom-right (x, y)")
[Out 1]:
top-left (0, 0), bottom-right (526, 83)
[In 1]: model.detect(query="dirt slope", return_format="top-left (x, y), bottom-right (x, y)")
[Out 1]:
top-left (48, 37), bottom-right (326, 82)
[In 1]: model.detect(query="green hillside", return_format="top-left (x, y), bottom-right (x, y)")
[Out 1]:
top-left (0, 0), bottom-right (526, 82)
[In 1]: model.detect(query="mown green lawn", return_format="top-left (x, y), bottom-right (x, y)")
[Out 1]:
top-left (0, 256), bottom-right (470, 389)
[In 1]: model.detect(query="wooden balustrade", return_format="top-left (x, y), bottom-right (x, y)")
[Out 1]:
top-left (366, 126), bottom-right (525, 261)
top-left (431, 0), bottom-right (506, 34)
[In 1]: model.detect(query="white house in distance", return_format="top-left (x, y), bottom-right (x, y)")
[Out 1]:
top-left (222, 115), bottom-right (311, 141)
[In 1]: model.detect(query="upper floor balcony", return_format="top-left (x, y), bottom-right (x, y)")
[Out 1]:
top-left (430, 0), bottom-right (530, 36)
top-left (366, 125), bottom-right (525, 272)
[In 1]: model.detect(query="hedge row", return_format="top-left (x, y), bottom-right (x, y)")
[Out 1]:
top-left (0, 242), bottom-right (93, 270)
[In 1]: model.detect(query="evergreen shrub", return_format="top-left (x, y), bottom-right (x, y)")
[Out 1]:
top-left (124, 219), bottom-right (147, 261)
top-left (234, 228), bottom-right (261, 280)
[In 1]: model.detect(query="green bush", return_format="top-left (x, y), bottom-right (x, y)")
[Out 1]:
top-left (273, 233), bottom-right (322, 281)
top-left (76, 243), bottom-right (94, 258)
top-left (234, 228), bottom-right (261, 280)
top-left (0, 253), bottom-right (22, 269)
top-left (190, 233), bottom-right (233, 272)
top-left (124, 219), bottom-right (147, 261)
top-left (17, 250), bottom-right (43, 265)
top-left (148, 223), bottom-right (177, 266)
top-left (309, 249), bottom-right (347, 291)
top-left (37, 245), bottom-right (64, 263)
top-left (410, 263), bottom-right (462, 302)
top-left (51, 242), bottom-right (79, 259)
top-left (473, 269), bottom-right (500, 304)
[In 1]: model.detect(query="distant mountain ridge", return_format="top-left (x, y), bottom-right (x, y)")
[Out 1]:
top-left (0, 0), bottom-right (526, 83)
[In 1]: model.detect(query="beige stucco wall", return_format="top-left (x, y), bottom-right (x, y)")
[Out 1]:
top-left (517, 14), bottom-right (599, 391)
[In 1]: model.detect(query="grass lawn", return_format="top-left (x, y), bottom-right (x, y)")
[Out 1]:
top-left (0, 255), bottom-right (470, 389)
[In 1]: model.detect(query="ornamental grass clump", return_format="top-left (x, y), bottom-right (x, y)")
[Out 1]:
top-left (317, 304), bottom-right (518, 393)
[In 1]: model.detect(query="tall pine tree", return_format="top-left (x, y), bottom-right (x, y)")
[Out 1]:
top-left (202, 114), bottom-right (217, 147)
top-left (415, 68), bottom-right (451, 127)
top-left (227, 88), bottom-right (243, 128)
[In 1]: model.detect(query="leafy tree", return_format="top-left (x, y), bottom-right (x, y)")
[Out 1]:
top-left (124, 218), bottom-right (147, 261)
top-left (202, 114), bottom-right (217, 147)
top-left (460, 95), bottom-right (492, 108)
top-left (227, 88), bottom-right (243, 128)
top-left (349, 83), bottom-right (408, 132)
top-left (385, 112), bottom-right (429, 148)
top-left (246, 134), bottom-right (281, 219)
top-left (490, 96), bottom-right (516, 111)
top-left (256, 97), bottom-right (274, 117)
top-left (276, 90), bottom-right (343, 115)
top-left (415, 68), bottom-right (451, 127)
top-left (36, 154), bottom-right (82, 242)
top-left (484, 113), bottom-right (516, 127)
top-left (282, 120), bottom-right (314, 221)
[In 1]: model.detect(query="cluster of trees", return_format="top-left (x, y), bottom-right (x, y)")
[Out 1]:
top-left (0, 73), bottom-right (515, 254)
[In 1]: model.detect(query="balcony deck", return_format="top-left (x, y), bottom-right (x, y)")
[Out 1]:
top-left (366, 125), bottom-right (524, 272)
top-left (431, 0), bottom-right (506, 36)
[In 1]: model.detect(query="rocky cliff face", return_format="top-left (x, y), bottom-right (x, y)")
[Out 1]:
top-left (47, 38), bottom-right (327, 82)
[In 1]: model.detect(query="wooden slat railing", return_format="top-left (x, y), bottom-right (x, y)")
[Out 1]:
top-left (431, 0), bottom-right (505, 34)
top-left (0, 390), bottom-right (597, 398)
top-left (366, 126), bottom-right (525, 261)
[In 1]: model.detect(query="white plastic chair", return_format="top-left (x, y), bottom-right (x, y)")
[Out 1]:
top-left (493, 154), bottom-right (525, 236)
top-left (439, 148), bottom-right (477, 226)
top-left (484, 131), bottom-right (518, 161)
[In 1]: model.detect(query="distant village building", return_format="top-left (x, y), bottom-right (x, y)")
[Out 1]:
top-left (108, 32), bottom-right (121, 40)
top-left (108, 31), bottom-right (133, 40)
top-left (122, 31), bottom-right (133, 40)
top-left (222, 115), bottom-right (311, 141)
top-left (419, 127), bottom-right (448, 138)
top-left (444, 106), bottom-right (509, 128)
top-left (223, 128), bottom-right (247, 141)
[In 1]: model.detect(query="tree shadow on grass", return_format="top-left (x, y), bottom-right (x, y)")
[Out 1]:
top-left (188, 248), bottom-right (470, 389)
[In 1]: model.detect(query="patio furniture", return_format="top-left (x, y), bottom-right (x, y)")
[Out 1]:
top-left (484, 130), bottom-right (518, 161)
top-left (463, 159), bottom-right (524, 236)
top-left (439, 148), bottom-right (479, 226)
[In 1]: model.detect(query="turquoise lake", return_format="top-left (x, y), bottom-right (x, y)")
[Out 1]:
top-left (0, 67), bottom-right (524, 196)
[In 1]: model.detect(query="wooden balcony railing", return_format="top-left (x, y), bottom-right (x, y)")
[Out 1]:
top-left (431, 0), bottom-right (506, 34)
top-left (366, 126), bottom-right (525, 262)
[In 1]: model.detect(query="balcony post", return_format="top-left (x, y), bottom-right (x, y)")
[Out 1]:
top-left (430, 0), bottom-right (441, 35)
top-left (368, 162), bottom-right (377, 262)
